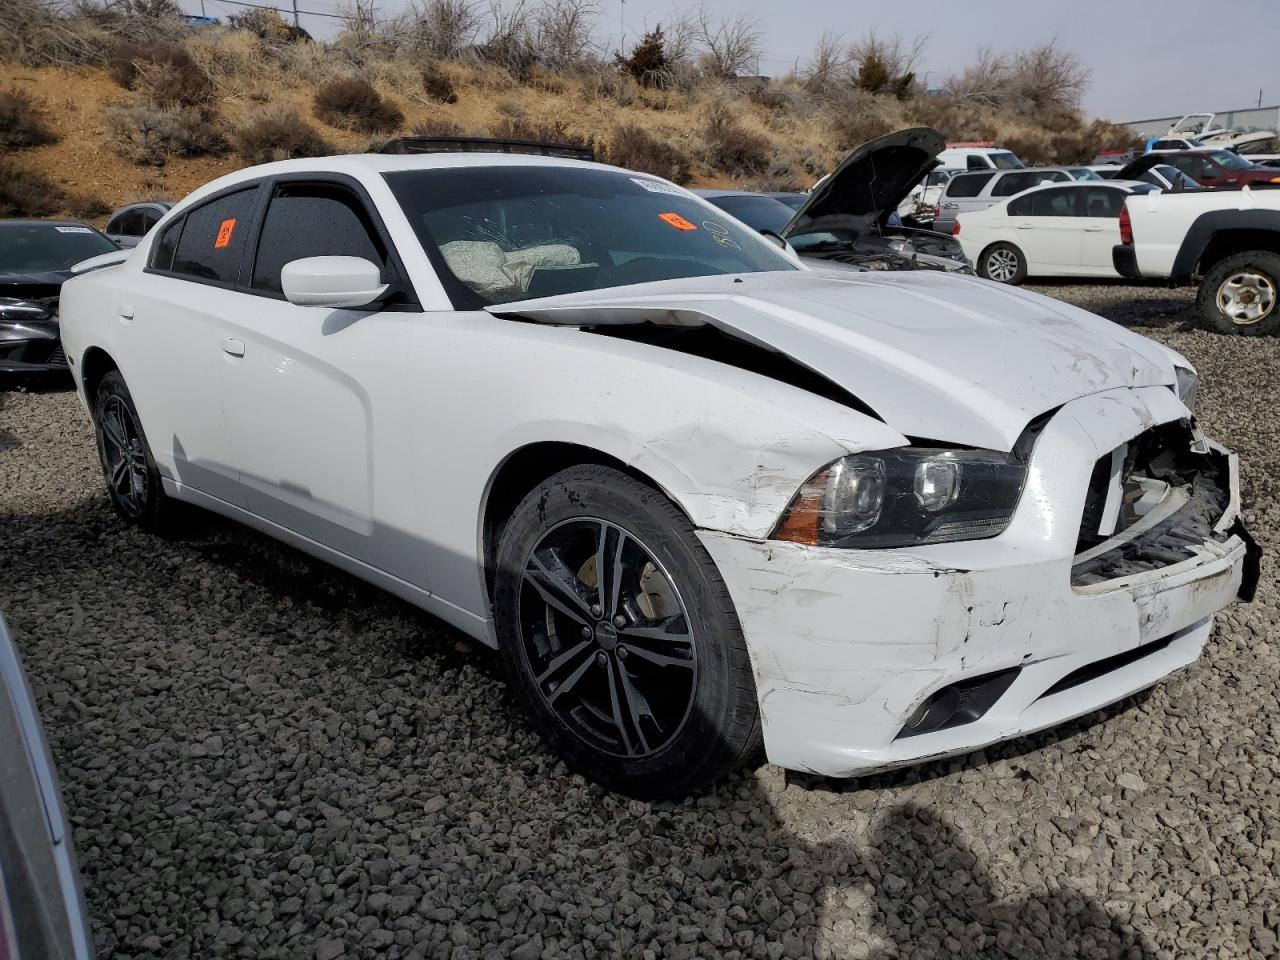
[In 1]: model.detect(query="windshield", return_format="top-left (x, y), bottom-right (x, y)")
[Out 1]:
top-left (1209, 150), bottom-right (1252, 171)
top-left (1066, 167), bottom-right (1102, 180)
top-left (0, 223), bottom-right (116, 273)
top-left (386, 167), bottom-right (797, 308)
top-left (991, 152), bottom-right (1023, 169)
top-left (704, 194), bottom-right (794, 235)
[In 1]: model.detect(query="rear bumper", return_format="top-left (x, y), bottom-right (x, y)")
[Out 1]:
top-left (700, 387), bottom-right (1256, 779)
top-left (1112, 243), bottom-right (1141, 279)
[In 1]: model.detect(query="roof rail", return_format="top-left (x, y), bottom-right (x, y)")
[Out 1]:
top-left (375, 136), bottom-right (595, 162)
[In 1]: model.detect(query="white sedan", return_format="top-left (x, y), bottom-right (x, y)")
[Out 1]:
top-left (58, 152), bottom-right (1258, 797)
top-left (957, 180), bottom-right (1158, 284)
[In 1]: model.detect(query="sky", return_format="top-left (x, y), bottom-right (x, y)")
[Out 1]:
top-left (187, 0), bottom-right (1280, 121)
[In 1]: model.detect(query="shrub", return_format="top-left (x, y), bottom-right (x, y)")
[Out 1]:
top-left (0, 88), bottom-right (58, 149)
top-left (703, 105), bottom-right (769, 177)
top-left (616, 26), bottom-right (675, 89)
top-left (232, 104), bottom-right (332, 164)
top-left (605, 124), bottom-right (691, 184)
top-left (108, 42), bottom-right (213, 109)
top-left (226, 8), bottom-right (308, 42)
top-left (0, 161), bottom-right (60, 216)
top-left (102, 101), bottom-right (228, 165)
top-left (421, 61), bottom-right (457, 103)
top-left (313, 77), bottom-right (403, 134)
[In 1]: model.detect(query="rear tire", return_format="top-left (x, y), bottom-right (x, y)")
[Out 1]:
top-left (93, 370), bottom-right (177, 534)
top-left (1197, 251), bottom-right (1280, 336)
top-left (978, 242), bottom-right (1027, 285)
top-left (492, 465), bottom-right (762, 799)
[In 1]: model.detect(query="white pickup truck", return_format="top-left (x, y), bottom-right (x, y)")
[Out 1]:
top-left (1114, 185), bottom-right (1280, 335)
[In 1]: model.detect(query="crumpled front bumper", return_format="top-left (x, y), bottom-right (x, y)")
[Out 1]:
top-left (699, 386), bottom-right (1258, 778)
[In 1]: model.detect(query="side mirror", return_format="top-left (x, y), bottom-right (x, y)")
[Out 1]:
top-left (281, 256), bottom-right (390, 309)
top-left (759, 229), bottom-right (789, 250)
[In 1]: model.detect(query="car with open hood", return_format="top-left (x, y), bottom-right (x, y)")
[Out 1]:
top-left (57, 151), bottom-right (1260, 798)
top-left (0, 220), bottom-right (119, 376)
top-left (698, 128), bottom-right (972, 274)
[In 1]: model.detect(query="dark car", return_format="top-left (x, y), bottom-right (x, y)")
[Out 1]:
top-left (1118, 150), bottom-right (1280, 189)
top-left (0, 615), bottom-right (94, 960)
top-left (0, 221), bottom-right (118, 375)
top-left (103, 201), bottom-right (174, 249)
top-left (696, 128), bottom-right (972, 274)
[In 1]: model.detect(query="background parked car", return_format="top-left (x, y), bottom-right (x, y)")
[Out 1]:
top-left (956, 180), bottom-right (1158, 284)
top-left (936, 145), bottom-right (1024, 171)
top-left (897, 167), bottom-right (962, 224)
top-left (0, 615), bottom-right (94, 960)
top-left (932, 166), bottom-right (1086, 234)
top-left (1, 220), bottom-right (118, 375)
top-left (698, 128), bottom-right (972, 274)
top-left (1119, 150), bottom-right (1280, 189)
top-left (103, 201), bottom-right (173, 248)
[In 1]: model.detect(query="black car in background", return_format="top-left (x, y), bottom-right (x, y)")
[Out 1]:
top-left (0, 615), bottom-right (94, 959)
top-left (0, 221), bottom-right (118, 376)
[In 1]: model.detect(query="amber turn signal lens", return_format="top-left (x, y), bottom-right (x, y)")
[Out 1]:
top-left (773, 471), bottom-right (829, 544)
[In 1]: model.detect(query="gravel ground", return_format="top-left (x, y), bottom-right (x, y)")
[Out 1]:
top-left (1, 282), bottom-right (1277, 960)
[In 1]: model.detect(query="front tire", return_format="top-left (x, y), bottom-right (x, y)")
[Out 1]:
top-left (493, 465), bottom-right (762, 799)
top-left (93, 370), bottom-right (176, 533)
top-left (978, 242), bottom-right (1027, 285)
top-left (1198, 251), bottom-right (1280, 335)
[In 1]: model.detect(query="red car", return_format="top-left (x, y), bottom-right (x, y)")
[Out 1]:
top-left (1119, 149), bottom-right (1280, 189)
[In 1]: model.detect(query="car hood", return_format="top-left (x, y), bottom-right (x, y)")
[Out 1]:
top-left (0, 270), bottom-right (70, 302)
top-left (782, 127), bottom-right (945, 243)
top-left (490, 269), bottom-right (1179, 452)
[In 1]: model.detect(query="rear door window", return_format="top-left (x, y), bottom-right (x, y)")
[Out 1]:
top-left (1008, 188), bottom-right (1078, 217)
top-left (945, 172), bottom-right (996, 198)
top-left (170, 187), bottom-right (260, 285)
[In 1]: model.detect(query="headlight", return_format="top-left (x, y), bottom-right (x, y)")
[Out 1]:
top-left (1174, 366), bottom-right (1198, 413)
top-left (773, 448), bottom-right (1028, 548)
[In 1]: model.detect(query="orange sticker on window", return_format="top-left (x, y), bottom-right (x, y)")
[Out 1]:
top-left (214, 218), bottom-right (236, 249)
top-left (658, 212), bottom-right (697, 231)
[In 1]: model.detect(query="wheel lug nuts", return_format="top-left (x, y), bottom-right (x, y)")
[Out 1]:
top-left (581, 626), bottom-right (592, 639)
top-left (595, 651), bottom-right (608, 666)
top-left (616, 646), bottom-right (628, 660)
top-left (613, 615), bottom-right (626, 628)
top-left (589, 604), bottom-right (602, 618)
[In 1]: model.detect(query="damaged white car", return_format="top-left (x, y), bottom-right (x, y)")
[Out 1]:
top-left (58, 152), bottom-right (1261, 798)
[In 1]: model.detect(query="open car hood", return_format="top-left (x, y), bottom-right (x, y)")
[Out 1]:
top-left (489, 269), bottom-right (1178, 452)
top-left (782, 127), bottom-right (945, 243)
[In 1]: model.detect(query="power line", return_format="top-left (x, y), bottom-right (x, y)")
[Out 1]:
top-left (202, 0), bottom-right (352, 21)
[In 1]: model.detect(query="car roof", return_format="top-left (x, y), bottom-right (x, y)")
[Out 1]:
top-left (173, 152), bottom-right (642, 210)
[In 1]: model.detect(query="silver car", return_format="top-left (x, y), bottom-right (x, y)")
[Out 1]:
top-left (103, 201), bottom-right (173, 249)
top-left (0, 615), bottom-right (93, 959)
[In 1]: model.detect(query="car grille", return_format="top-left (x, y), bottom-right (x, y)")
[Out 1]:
top-left (1071, 421), bottom-right (1231, 586)
top-left (46, 345), bottom-right (66, 366)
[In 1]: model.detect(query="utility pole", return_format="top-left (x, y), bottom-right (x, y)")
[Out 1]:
top-left (619, 0), bottom-right (625, 52)
top-left (292, 0), bottom-right (300, 28)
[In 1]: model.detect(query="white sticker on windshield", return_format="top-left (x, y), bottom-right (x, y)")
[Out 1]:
top-left (630, 176), bottom-right (686, 197)
top-left (54, 226), bottom-right (93, 234)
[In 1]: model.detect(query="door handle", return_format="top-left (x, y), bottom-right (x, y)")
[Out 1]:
top-left (1015, 224), bottom-right (1033, 229)
top-left (1083, 226), bottom-right (1104, 232)
top-left (221, 337), bottom-right (245, 358)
